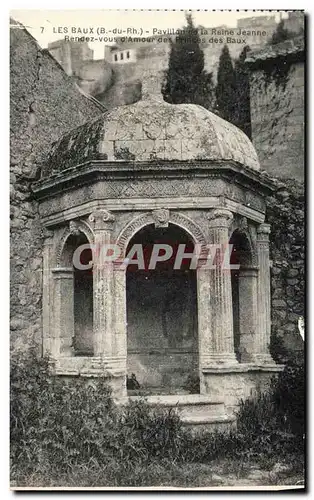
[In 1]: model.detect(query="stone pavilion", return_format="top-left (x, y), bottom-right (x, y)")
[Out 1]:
top-left (32, 71), bottom-right (282, 428)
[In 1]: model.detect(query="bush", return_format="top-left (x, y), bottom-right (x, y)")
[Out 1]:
top-left (226, 360), bottom-right (305, 463)
top-left (179, 360), bottom-right (305, 468)
top-left (10, 348), bottom-right (186, 485)
top-left (10, 349), bottom-right (305, 486)
top-left (11, 348), bottom-right (115, 478)
top-left (273, 361), bottom-right (305, 437)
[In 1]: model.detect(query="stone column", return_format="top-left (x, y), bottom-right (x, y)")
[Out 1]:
top-left (256, 223), bottom-right (274, 364)
top-left (238, 267), bottom-right (259, 362)
top-left (197, 261), bottom-right (213, 379)
top-left (88, 209), bottom-right (115, 358)
top-left (52, 268), bottom-right (74, 357)
top-left (202, 208), bottom-right (238, 366)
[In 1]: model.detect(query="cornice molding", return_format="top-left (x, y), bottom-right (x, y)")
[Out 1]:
top-left (32, 159), bottom-right (276, 201)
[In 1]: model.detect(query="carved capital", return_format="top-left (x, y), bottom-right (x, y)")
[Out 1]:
top-left (257, 223), bottom-right (271, 241)
top-left (207, 209), bottom-right (233, 228)
top-left (152, 208), bottom-right (170, 228)
top-left (89, 209), bottom-right (115, 231)
top-left (69, 220), bottom-right (81, 236)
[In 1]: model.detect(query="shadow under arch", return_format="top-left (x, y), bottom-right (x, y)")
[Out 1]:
top-left (125, 222), bottom-right (199, 396)
top-left (229, 229), bottom-right (254, 362)
top-left (58, 231), bottom-right (94, 356)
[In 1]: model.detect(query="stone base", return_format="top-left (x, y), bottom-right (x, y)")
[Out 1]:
top-left (201, 363), bottom-right (284, 410)
top-left (115, 394), bottom-right (236, 433)
top-left (201, 352), bottom-right (239, 367)
top-left (53, 356), bottom-right (127, 397)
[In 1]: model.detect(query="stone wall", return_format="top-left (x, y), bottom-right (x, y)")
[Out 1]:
top-left (249, 56), bottom-right (304, 181)
top-left (10, 22), bottom-right (103, 353)
top-left (266, 179), bottom-right (304, 360)
top-left (75, 59), bottom-right (113, 97)
top-left (97, 49), bottom-right (169, 108)
top-left (248, 38), bottom-right (305, 359)
top-left (127, 270), bottom-right (198, 392)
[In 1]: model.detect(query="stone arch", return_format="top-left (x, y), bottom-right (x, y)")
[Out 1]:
top-left (230, 216), bottom-right (257, 266)
top-left (55, 219), bottom-right (95, 267)
top-left (116, 211), bottom-right (207, 257)
top-left (124, 212), bottom-right (200, 394)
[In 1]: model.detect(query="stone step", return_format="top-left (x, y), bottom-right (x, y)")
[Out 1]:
top-left (117, 394), bottom-right (227, 419)
top-left (181, 413), bottom-right (236, 434)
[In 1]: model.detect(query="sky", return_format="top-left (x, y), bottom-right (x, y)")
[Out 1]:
top-left (10, 10), bottom-right (285, 59)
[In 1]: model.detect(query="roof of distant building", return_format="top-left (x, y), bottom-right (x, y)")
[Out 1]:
top-left (246, 35), bottom-right (304, 65)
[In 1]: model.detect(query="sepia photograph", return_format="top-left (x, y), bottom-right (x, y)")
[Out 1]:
top-left (9, 8), bottom-right (305, 490)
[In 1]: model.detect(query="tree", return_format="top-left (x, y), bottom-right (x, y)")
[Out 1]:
top-left (162, 13), bottom-right (215, 109)
top-left (215, 45), bottom-right (236, 123)
top-left (269, 19), bottom-right (292, 45)
top-left (234, 46), bottom-right (251, 138)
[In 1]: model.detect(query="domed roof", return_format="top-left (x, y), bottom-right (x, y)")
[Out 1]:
top-left (43, 75), bottom-right (260, 178)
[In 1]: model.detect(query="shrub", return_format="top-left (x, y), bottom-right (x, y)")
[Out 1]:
top-left (10, 348), bottom-right (116, 478)
top-left (273, 361), bottom-right (305, 437)
top-left (10, 348), bottom-right (186, 485)
top-left (180, 360), bottom-right (305, 468)
top-left (229, 360), bottom-right (305, 462)
top-left (10, 348), bottom-right (305, 486)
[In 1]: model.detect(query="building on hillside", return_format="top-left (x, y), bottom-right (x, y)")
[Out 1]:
top-left (46, 15), bottom-right (279, 109)
top-left (48, 39), bottom-right (94, 76)
top-left (284, 11), bottom-right (305, 34)
top-left (48, 39), bottom-right (113, 97)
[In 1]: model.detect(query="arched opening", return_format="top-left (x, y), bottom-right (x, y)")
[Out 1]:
top-left (126, 223), bottom-right (199, 395)
top-left (229, 229), bottom-right (255, 363)
top-left (60, 232), bottom-right (93, 356)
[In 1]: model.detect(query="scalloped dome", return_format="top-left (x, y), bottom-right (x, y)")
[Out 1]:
top-left (43, 95), bottom-right (260, 178)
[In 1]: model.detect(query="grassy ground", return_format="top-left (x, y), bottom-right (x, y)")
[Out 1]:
top-left (11, 351), bottom-right (305, 490)
top-left (12, 455), bottom-right (304, 489)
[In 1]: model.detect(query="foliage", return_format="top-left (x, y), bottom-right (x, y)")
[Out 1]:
top-left (11, 349), bottom-right (304, 487)
top-left (269, 19), bottom-right (294, 45)
top-left (233, 46), bottom-right (252, 138)
top-left (273, 361), bottom-right (305, 437)
top-left (215, 45), bottom-right (236, 123)
top-left (162, 13), bottom-right (215, 109)
top-left (215, 45), bottom-right (252, 136)
top-left (10, 348), bottom-right (185, 485)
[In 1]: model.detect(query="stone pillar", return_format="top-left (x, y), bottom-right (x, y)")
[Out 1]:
top-left (202, 208), bottom-right (238, 366)
top-left (88, 209), bottom-right (115, 358)
top-left (197, 260), bottom-right (212, 373)
top-left (256, 223), bottom-right (274, 364)
top-left (112, 260), bottom-right (128, 395)
top-left (52, 268), bottom-right (74, 357)
top-left (238, 267), bottom-right (259, 362)
top-left (112, 261), bottom-right (127, 361)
